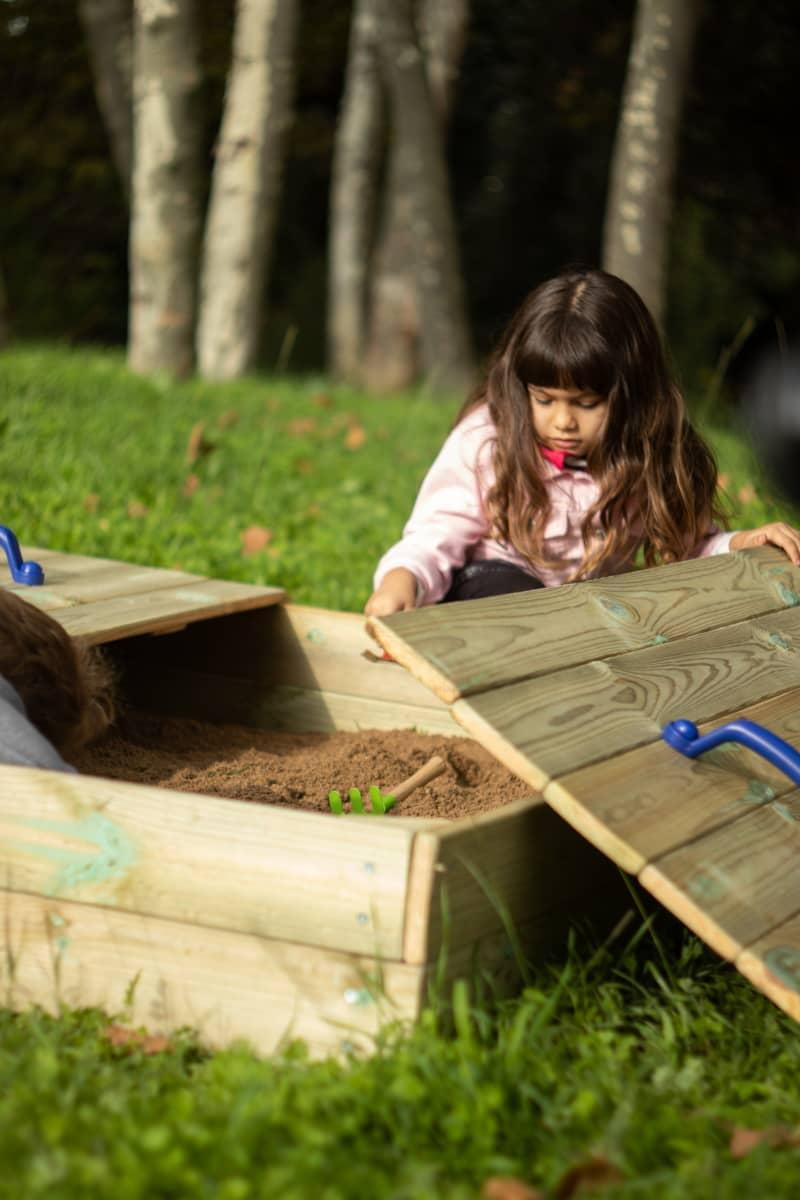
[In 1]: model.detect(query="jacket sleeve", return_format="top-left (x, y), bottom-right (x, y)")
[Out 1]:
top-left (373, 414), bottom-right (495, 605)
top-left (689, 526), bottom-right (737, 558)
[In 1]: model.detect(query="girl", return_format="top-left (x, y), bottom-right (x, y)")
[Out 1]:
top-left (366, 268), bottom-right (800, 616)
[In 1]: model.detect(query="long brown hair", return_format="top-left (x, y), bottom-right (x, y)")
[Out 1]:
top-left (0, 589), bottom-right (115, 757)
top-left (458, 268), bottom-right (725, 578)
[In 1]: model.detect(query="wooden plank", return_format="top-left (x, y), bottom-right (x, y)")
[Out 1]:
top-left (544, 688), bottom-right (800, 873)
top-left (369, 548), bottom-right (800, 703)
top-left (52, 578), bottom-right (285, 644)
top-left (3, 550), bottom-right (205, 604)
top-left (737, 916), bottom-right (800, 1023)
top-left (0, 890), bottom-right (425, 1058)
top-left (0, 765), bottom-right (413, 957)
top-left (402, 796), bottom-right (627, 965)
top-left (117, 604), bottom-right (459, 714)
top-left (120, 664), bottom-right (464, 737)
top-left (640, 793), bottom-right (800, 962)
top-left (452, 606), bottom-right (800, 788)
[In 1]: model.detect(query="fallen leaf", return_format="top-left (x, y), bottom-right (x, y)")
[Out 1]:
top-left (312, 392), bottom-right (333, 408)
top-left (186, 420), bottom-right (214, 465)
top-left (555, 1157), bottom-right (626, 1198)
top-left (729, 1124), bottom-right (800, 1159)
top-left (344, 423), bottom-right (367, 450)
top-left (241, 525), bottom-right (273, 556)
top-left (286, 417), bottom-right (317, 436)
top-left (83, 493), bottom-right (100, 513)
top-left (102, 1024), bottom-right (172, 1055)
top-left (738, 483), bottom-right (757, 504)
top-left (183, 473), bottom-right (200, 498)
top-left (481, 1176), bottom-right (544, 1200)
top-left (217, 409), bottom-right (239, 430)
top-left (127, 499), bottom-right (149, 519)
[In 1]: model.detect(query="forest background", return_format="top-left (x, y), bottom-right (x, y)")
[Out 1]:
top-left (0, 0), bottom-right (798, 403)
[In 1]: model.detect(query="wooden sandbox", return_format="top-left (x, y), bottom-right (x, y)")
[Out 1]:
top-left (0, 547), bottom-right (620, 1058)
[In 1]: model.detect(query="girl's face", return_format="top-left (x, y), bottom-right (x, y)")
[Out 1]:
top-left (528, 385), bottom-right (608, 458)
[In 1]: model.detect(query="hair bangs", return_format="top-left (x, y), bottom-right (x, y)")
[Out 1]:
top-left (515, 322), bottom-right (616, 398)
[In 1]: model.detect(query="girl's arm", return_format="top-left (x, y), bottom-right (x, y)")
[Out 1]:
top-left (365, 410), bottom-right (495, 614)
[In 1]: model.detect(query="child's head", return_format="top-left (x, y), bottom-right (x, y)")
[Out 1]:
top-left (463, 266), bottom-right (722, 574)
top-left (0, 589), bottom-right (115, 759)
top-left (483, 267), bottom-right (679, 463)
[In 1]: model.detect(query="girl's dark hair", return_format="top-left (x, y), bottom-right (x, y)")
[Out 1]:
top-left (458, 267), bottom-right (725, 576)
top-left (0, 589), bottom-right (115, 758)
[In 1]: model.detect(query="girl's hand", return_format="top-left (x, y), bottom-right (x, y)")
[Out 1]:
top-left (364, 568), bottom-right (419, 618)
top-left (730, 523), bottom-right (800, 566)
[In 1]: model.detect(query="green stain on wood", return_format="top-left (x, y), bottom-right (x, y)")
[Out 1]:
top-left (651, 634), bottom-right (668, 646)
top-left (743, 780), bottom-right (776, 805)
top-left (778, 584), bottom-right (800, 607)
top-left (687, 867), bottom-right (730, 903)
top-left (764, 946), bottom-right (800, 992)
top-left (769, 631), bottom-right (792, 650)
top-left (306, 628), bottom-right (326, 643)
top-left (596, 596), bottom-right (633, 622)
top-left (5, 811), bottom-right (137, 898)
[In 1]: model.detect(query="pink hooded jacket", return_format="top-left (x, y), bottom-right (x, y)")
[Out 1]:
top-left (374, 405), bottom-right (734, 605)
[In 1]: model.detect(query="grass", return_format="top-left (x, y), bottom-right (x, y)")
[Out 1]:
top-left (2, 343), bottom-right (800, 1197)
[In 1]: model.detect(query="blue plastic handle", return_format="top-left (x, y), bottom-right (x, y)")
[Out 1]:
top-left (0, 525), bottom-right (44, 586)
top-left (663, 717), bottom-right (800, 788)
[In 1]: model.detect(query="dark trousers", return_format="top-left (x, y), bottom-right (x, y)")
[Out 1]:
top-left (441, 560), bottom-right (544, 603)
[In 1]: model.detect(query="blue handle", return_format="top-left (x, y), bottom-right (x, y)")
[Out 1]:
top-left (663, 717), bottom-right (800, 788)
top-left (0, 526), bottom-right (44, 586)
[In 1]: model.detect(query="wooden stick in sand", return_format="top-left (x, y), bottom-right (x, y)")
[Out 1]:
top-left (387, 754), bottom-right (447, 804)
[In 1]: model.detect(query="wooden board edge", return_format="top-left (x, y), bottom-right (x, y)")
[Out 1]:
top-left (450, 698), bottom-right (551, 791)
top-left (543, 779), bottom-right (645, 875)
top-left (402, 830), bottom-right (442, 965)
top-left (366, 616), bottom-right (460, 704)
top-left (638, 862), bottom-right (741, 962)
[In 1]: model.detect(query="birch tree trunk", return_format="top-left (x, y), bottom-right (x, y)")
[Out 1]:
top-left (327, 0), bottom-right (384, 382)
top-left (602, 0), bottom-right (699, 326)
top-left (367, 0), bottom-right (473, 393)
top-left (128, 0), bottom-right (203, 377)
top-left (78, 0), bottom-right (133, 197)
top-left (196, 0), bottom-right (298, 380)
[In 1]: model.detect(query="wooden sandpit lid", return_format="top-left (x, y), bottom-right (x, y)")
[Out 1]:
top-left (0, 544), bottom-right (285, 644)
top-left (368, 546), bottom-right (800, 1024)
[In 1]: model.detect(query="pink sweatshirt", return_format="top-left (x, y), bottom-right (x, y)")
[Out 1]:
top-left (374, 405), bottom-right (735, 605)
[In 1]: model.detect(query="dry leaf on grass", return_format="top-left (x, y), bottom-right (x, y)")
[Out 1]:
top-left (217, 409), bottom-right (239, 430)
top-left (103, 1024), bottom-right (172, 1055)
top-left (83, 493), bottom-right (100, 513)
top-left (555, 1156), bottom-right (626, 1197)
top-left (183, 473), bottom-right (200, 498)
top-left (186, 420), bottom-right (215, 465)
top-left (127, 499), bottom-right (149, 519)
top-left (344, 423), bottom-right (367, 450)
top-left (312, 392), bottom-right (333, 408)
top-left (481, 1175), bottom-right (544, 1199)
top-left (286, 417), bottom-right (317, 436)
top-left (729, 1124), bottom-right (800, 1158)
top-left (241, 525), bottom-right (273, 556)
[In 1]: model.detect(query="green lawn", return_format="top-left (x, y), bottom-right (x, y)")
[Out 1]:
top-left (1, 345), bottom-right (800, 1199)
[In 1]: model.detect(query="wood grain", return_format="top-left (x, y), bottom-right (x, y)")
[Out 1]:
top-left (0, 889), bottom-right (425, 1058)
top-left (453, 606), bottom-right (800, 785)
top-left (545, 688), bottom-right (800, 873)
top-left (369, 548), bottom-right (800, 702)
top-left (0, 764), bottom-right (413, 957)
top-left (641, 793), bottom-right (800, 961)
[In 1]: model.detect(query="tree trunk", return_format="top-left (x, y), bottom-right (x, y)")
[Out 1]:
top-left (367, 0), bottom-right (473, 393)
top-left (128, 0), bottom-right (203, 377)
top-left (602, 0), bottom-right (699, 326)
top-left (327, 0), bottom-right (384, 383)
top-left (196, 0), bottom-right (298, 379)
top-left (78, 0), bottom-right (133, 198)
